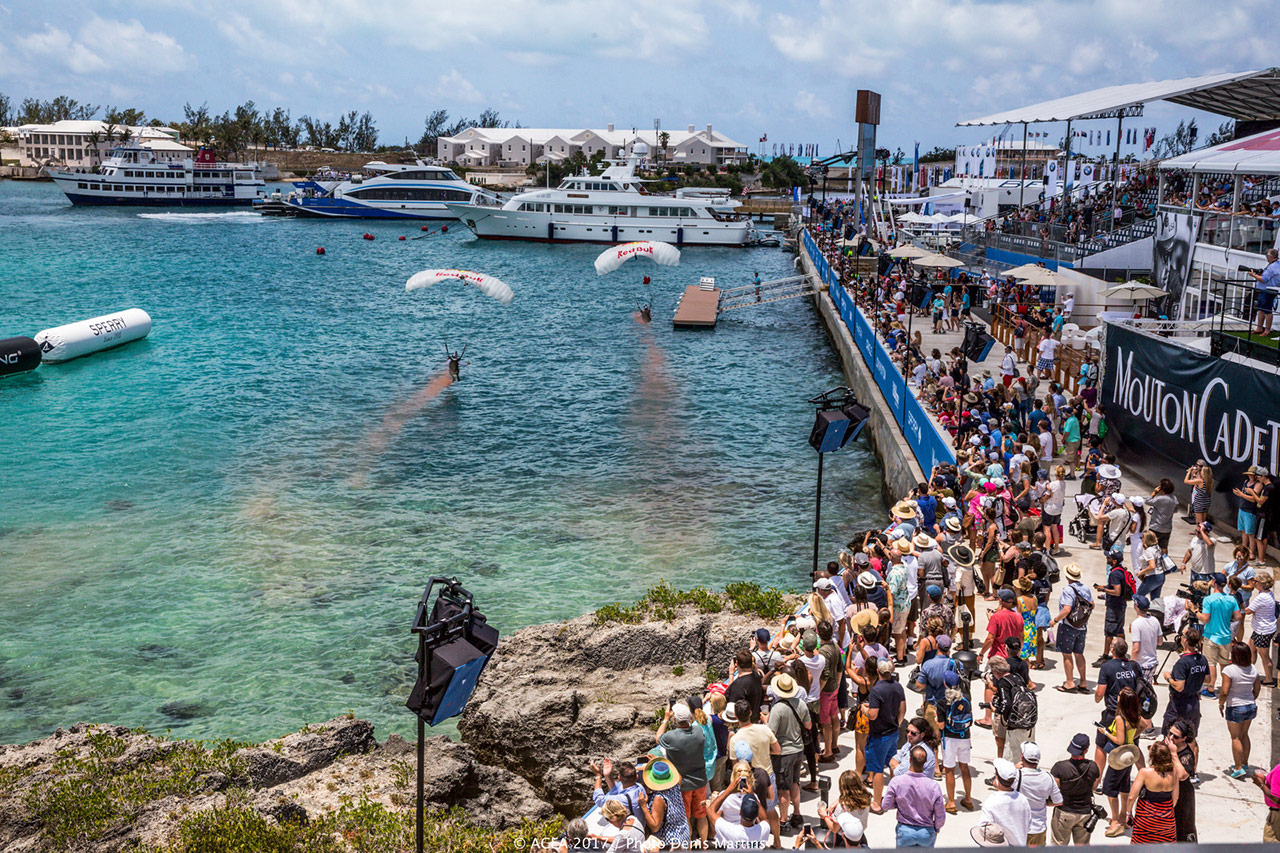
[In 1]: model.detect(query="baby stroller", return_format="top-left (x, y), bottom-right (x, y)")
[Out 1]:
top-left (1068, 494), bottom-right (1099, 545)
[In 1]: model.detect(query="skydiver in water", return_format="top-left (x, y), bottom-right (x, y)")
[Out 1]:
top-left (637, 301), bottom-right (652, 323)
top-left (445, 343), bottom-right (468, 382)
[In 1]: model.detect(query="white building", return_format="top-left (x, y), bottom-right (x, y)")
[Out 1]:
top-left (437, 123), bottom-right (748, 168)
top-left (15, 121), bottom-right (181, 168)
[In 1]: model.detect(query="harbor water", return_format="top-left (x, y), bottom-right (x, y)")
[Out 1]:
top-left (0, 182), bottom-right (883, 743)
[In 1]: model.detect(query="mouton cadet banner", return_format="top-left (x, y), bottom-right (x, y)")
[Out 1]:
top-left (1102, 322), bottom-right (1280, 507)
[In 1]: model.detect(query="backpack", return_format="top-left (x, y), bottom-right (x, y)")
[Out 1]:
top-left (1006, 674), bottom-right (1039, 730)
top-left (1118, 569), bottom-right (1138, 601)
top-left (1134, 671), bottom-right (1159, 719)
top-left (1064, 583), bottom-right (1093, 630)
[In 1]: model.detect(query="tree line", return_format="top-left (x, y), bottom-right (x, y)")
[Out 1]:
top-left (2, 92), bottom-right (518, 158)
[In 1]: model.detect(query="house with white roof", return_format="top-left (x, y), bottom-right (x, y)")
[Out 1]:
top-left (15, 120), bottom-right (181, 168)
top-left (437, 123), bottom-right (747, 168)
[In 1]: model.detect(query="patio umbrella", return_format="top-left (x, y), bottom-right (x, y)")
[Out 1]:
top-left (889, 245), bottom-right (932, 259)
top-left (898, 212), bottom-right (928, 224)
top-left (913, 253), bottom-right (965, 269)
top-left (1004, 263), bottom-right (1051, 279)
top-left (1100, 281), bottom-right (1169, 300)
top-left (1017, 266), bottom-right (1066, 287)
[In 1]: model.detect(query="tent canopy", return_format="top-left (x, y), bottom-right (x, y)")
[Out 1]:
top-left (957, 69), bottom-right (1280, 126)
top-left (1158, 126), bottom-right (1280, 176)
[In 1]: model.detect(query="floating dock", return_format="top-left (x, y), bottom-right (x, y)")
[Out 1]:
top-left (672, 279), bottom-right (722, 329)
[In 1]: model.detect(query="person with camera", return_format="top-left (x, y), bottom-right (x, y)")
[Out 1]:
top-left (590, 757), bottom-right (646, 824)
top-left (1183, 462), bottom-right (1214, 527)
top-left (1195, 572), bottom-right (1241, 696)
top-left (1051, 563), bottom-right (1093, 692)
top-left (983, 758), bottom-right (1033, 846)
top-left (1012, 742), bottom-right (1062, 846)
top-left (1164, 718), bottom-right (1199, 842)
top-left (1093, 637), bottom-right (1144, 772)
top-left (655, 701), bottom-right (710, 845)
top-left (1050, 733), bottom-right (1103, 845)
top-left (1162, 627), bottom-right (1209, 732)
top-left (1245, 247), bottom-right (1280, 338)
top-left (706, 786), bottom-right (771, 849)
top-left (986, 655), bottom-right (1037, 763)
top-left (633, 758), bottom-right (690, 848)
top-left (1180, 522), bottom-right (1217, 584)
top-left (866, 658), bottom-right (907, 815)
top-left (883, 743), bottom-right (948, 847)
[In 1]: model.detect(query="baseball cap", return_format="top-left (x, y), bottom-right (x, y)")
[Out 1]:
top-left (814, 577), bottom-right (833, 590)
top-left (936, 634), bottom-right (952, 650)
top-left (672, 703), bottom-right (691, 723)
top-left (755, 628), bottom-right (770, 644)
top-left (877, 659), bottom-right (894, 674)
top-left (802, 633), bottom-right (819, 652)
top-left (943, 670), bottom-right (960, 687)
top-left (853, 552), bottom-right (870, 565)
top-left (1134, 594), bottom-right (1150, 611)
top-left (926, 584), bottom-right (943, 599)
top-left (996, 588), bottom-right (1016, 602)
top-left (1112, 492), bottom-right (1127, 504)
top-left (739, 793), bottom-right (760, 822)
top-left (1020, 742), bottom-right (1041, 763)
top-left (943, 496), bottom-right (957, 508)
top-left (733, 739), bottom-right (753, 761)
top-left (969, 436), bottom-right (983, 446)
top-left (1068, 733), bottom-right (1090, 756)
top-left (994, 758), bottom-right (1017, 784)
top-left (1212, 572), bottom-right (1228, 586)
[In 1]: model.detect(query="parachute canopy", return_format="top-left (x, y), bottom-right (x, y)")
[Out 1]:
top-left (593, 241), bottom-right (681, 276)
top-left (405, 269), bottom-right (514, 305)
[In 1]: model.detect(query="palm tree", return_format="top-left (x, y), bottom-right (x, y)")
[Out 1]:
top-left (85, 130), bottom-right (102, 165)
top-left (658, 131), bottom-right (670, 164)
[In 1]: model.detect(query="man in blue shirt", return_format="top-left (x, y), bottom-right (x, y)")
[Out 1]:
top-left (1247, 248), bottom-right (1280, 338)
top-left (1197, 572), bottom-right (1242, 696)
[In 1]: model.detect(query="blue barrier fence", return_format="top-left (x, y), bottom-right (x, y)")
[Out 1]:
top-left (803, 230), bottom-right (957, 474)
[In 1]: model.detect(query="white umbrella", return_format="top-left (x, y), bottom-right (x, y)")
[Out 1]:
top-left (889, 245), bottom-right (931, 259)
top-left (899, 212), bottom-right (928, 224)
top-left (1101, 281), bottom-right (1169, 300)
top-left (1004, 263), bottom-right (1050, 280)
top-left (1016, 266), bottom-right (1066, 287)
top-left (913, 253), bottom-right (965, 269)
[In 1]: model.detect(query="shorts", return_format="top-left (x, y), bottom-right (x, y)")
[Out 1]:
top-left (865, 731), bottom-right (899, 775)
top-left (1040, 512), bottom-right (1061, 527)
top-left (1035, 605), bottom-right (1052, 629)
top-left (1064, 440), bottom-right (1081, 457)
top-left (1226, 702), bottom-right (1258, 723)
top-left (682, 785), bottom-right (708, 819)
top-left (1254, 631), bottom-right (1276, 649)
top-left (1259, 290), bottom-right (1277, 314)
top-left (1154, 530), bottom-right (1171, 550)
top-left (992, 714), bottom-right (1007, 739)
top-left (908, 600), bottom-right (920, 625)
top-left (1036, 357), bottom-right (1055, 372)
top-left (775, 751), bottom-right (804, 789)
top-left (1095, 709), bottom-right (1117, 750)
top-left (1140, 661), bottom-right (1158, 683)
top-left (893, 607), bottom-right (909, 633)
top-left (1205, 640), bottom-right (1231, 667)
top-left (941, 736), bottom-right (971, 768)
top-left (1239, 510), bottom-right (1260, 536)
top-left (896, 824), bottom-right (938, 847)
top-left (820, 690), bottom-right (839, 724)
top-left (1104, 605), bottom-right (1126, 637)
top-left (956, 568), bottom-right (975, 597)
top-left (1056, 623), bottom-right (1087, 655)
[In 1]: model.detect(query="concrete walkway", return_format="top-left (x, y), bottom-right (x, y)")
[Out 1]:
top-left (790, 263), bottom-right (1274, 845)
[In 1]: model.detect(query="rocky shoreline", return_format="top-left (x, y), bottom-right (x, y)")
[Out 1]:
top-left (0, 587), bottom-right (789, 851)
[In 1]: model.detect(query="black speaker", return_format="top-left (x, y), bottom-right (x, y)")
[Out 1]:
top-left (809, 409), bottom-right (852, 453)
top-left (961, 323), bottom-right (996, 362)
top-left (405, 595), bottom-right (499, 726)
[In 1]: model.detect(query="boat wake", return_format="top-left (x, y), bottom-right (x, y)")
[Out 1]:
top-left (137, 212), bottom-right (262, 223)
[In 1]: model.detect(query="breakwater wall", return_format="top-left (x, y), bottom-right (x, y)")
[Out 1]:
top-left (797, 234), bottom-right (927, 507)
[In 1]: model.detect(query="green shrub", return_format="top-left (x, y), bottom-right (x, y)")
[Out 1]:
top-left (724, 582), bottom-right (789, 619)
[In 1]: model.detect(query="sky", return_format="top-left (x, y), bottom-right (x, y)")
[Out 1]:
top-left (0, 0), bottom-right (1272, 156)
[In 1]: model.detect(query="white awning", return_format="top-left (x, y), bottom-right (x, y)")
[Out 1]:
top-left (887, 190), bottom-right (969, 205)
top-left (1159, 126), bottom-right (1280, 176)
top-left (958, 69), bottom-right (1280, 126)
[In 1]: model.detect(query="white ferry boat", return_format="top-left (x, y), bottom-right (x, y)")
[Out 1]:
top-left (443, 156), bottom-right (756, 246)
top-left (269, 160), bottom-right (502, 220)
top-left (47, 146), bottom-right (265, 206)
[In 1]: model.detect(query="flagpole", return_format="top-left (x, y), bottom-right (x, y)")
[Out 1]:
top-left (1019, 122), bottom-right (1028, 209)
top-left (1111, 115), bottom-right (1123, 222)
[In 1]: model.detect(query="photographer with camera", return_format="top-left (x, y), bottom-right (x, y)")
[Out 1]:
top-left (1050, 733), bottom-right (1103, 845)
top-left (1244, 248), bottom-right (1280, 338)
top-left (1195, 572), bottom-right (1241, 696)
top-left (1163, 626), bottom-right (1210, 732)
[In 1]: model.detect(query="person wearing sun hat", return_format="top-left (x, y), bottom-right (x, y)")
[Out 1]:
top-left (765, 673), bottom-right (810, 830)
top-left (635, 757), bottom-right (690, 847)
top-left (981, 758), bottom-right (1032, 846)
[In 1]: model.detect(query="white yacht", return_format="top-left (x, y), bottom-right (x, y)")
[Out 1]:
top-left (47, 146), bottom-right (265, 206)
top-left (270, 160), bottom-right (502, 220)
top-left (443, 156), bottom-right (756, 246)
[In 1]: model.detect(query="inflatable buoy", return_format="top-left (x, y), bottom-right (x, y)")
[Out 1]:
top-left (316, 247), bottom-right (326, 255)
top-left (399, 235), bottom-right (406, 241)
top-left (363, 233), bottom-right (374, 241)
top-left (421, 225), bottom-right (429, 232)
top-left (0, 336), bottom-right (41, 377)
top-left (35, 309), bottom-right (152, 363)
top-left (441, 225), bottom-right (448, 233)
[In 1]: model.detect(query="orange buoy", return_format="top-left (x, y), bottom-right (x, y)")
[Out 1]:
top-left (316, 247), bottom-right (325, 255)
top-left (363, 233), bottom-right (374, 241)
top-left (421, 225), bottom-right (429, 232)
top-left (399, 235), bottom-right (406, 241)
top-left (441, 225), bottom-right (448, 233)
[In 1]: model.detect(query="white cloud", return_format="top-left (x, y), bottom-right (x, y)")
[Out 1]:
top-left (434, 70), bottom-right (483, 105)
top-left (13, 17), bottom-right (188, 76)
top-left (795, 91), bottom-right (832, 120)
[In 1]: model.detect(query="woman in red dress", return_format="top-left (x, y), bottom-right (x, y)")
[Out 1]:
top-left (1128, 742), bottom-right (1179, 843)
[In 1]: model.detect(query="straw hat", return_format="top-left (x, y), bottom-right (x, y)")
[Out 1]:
top-left (1096, 463), bottom-right (1122, 480)
top-left (857, 571), bottom-right (878, 590)
top-left (1063, 563), bottom-right (1082, 581)
top-left (772, 674), bottom-right (801, 699)
top-left (892, 500), bottom-right (918, 520)
top-left (894, 539), bottom-right (915, 556)
top-left (945, 517), bottom-right (963, 533)
top-left (642, 759), bottom-right (682, 792)
top-left (1107, 744), bottom-right (1142, 771)
top-left (1014, 576), bottom-right (1033, 595)
top-left (913, 532), bottom-right (937, 550)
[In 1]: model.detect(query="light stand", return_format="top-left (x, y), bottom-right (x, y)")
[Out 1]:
top-left (406, 577), bottom-right (498, 853)
top-left (807, 387), bottom-right (871, 575)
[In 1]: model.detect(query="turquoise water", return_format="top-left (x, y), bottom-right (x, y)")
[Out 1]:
top-left (0, 181), bottom-right (882, 744)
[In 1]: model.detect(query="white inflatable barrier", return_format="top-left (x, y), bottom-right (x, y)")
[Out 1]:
top-left (35, 309), bottom-right (152, 363)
